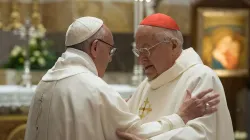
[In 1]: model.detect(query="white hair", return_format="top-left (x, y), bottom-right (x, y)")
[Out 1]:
top-left (159, 28), bottom-right (184, 48)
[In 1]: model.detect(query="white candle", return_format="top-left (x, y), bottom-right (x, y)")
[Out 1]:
top-left (134, 0), bottom-right (138, 37)
top-left (139, 0), bottom-right (143, 23)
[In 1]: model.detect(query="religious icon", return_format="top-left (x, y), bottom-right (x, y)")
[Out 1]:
top-left (197, 8), bottom-right (249, 76)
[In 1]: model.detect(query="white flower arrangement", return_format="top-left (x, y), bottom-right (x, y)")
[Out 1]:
top-left (10, 45), bottom-right (22, 57)
top-left (5, 37), bottom-right (57, 70)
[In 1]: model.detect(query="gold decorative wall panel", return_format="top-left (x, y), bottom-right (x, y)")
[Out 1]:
top-left (0, 1), bottom-right (190, 34)
top-left (0, 1), bottom-right (74, 33)
top-left (41, 1), bottom-right (75, 33)
top-left (158, 4), bottom-right (190, 35)
top-left (76, 1), bottom-right (134, 33)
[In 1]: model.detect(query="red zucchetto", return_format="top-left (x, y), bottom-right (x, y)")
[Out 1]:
top-left (140, 13), bottom-right (180, 31)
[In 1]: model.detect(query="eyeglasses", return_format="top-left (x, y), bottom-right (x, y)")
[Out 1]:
top-left (132, 40), bottom-right (171, 57)
top-left (97, 39), bottom-right (117, 56)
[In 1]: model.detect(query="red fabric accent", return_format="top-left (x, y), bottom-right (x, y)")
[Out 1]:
top-left (140, 13), bottom-right (180, 30)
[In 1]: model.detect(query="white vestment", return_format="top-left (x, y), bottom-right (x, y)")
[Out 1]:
top-left (25, 48), bottom-right (187, 140)
top-left (128, 48), bottom-right (234, 140)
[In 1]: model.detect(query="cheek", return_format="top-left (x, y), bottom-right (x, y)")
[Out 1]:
top-left (96, 54), bottom-right (108, 70)
top-left (98, 49), bottom-right (109, 61)
top-left (152, 61), bottom-right (162, 74)
top-left (100, 55), bottom-right (109, 66)
top-left (149, 56), bottom-right (161, 72)
top-left (150, 51), bottom-right (173, 73)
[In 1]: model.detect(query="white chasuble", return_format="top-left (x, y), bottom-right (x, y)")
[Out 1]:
top-left (128, 48), bottom-right (234, 140)
top-left (25, 48), bottom-right (187, 140)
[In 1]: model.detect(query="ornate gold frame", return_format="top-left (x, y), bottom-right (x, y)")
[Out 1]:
top-left (196, 8), bottom-right (249, 77)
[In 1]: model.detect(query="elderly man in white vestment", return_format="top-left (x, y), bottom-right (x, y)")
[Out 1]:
top-left (24, 16), bottom-right (220, 140)
top-left (116, 13), bottom-right (234, 140)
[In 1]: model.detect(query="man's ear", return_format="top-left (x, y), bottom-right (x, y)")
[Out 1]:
top-left (171, 39), bottom-right (178, 49)
top-left (171, 39), bottom-right (181, 58)
top-left (90, 40), bottom-right (98, 58)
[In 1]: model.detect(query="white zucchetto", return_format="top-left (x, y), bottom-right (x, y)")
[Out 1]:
top-left (65, 17), bottom-right (103, 46)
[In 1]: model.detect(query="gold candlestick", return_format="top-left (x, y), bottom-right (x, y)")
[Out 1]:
top-left (31, 0), bottom-right (46, 36)
top-left (6, 0), bottom-right (23, 31)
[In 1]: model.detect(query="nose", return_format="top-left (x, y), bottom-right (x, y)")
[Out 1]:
top-left (138, 55), bottom-right (149, 65)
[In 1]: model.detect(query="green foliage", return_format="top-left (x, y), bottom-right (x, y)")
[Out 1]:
top-left (5, 37), bottom-right (57, 70)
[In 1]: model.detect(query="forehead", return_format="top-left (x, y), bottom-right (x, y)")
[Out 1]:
top-left (136, 26), bottom-right (155, 45)
top-left (136, 26), bottom-right (165, 47)
top-left (136, 26), bottom-right (154, 39)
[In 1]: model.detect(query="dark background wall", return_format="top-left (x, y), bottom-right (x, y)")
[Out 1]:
top-left (0, 31), bottom-right (191, 72)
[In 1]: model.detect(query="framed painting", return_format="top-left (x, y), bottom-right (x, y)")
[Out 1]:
top-left (196, 8), bottom-right (249, 77)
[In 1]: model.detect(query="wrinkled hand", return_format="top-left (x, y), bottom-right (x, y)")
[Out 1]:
top-left (177, 89), bottom-right (220, 124)
top-left (116, 130), bottom-right (144, 140)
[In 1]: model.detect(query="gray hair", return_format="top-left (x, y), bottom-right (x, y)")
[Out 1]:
top-left (66, 26), bottom-right (106, 51)
top-left (154, 28), bottom-right (184, 48)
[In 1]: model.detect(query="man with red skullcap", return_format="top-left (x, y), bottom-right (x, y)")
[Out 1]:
top-left (117, 13), bottom-right (234, 140)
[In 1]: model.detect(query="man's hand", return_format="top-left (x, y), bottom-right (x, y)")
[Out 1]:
top-left (177, 89), bottom-right (220, 124)
top-left (117, 89), bottom-right (220, 140)
top-left (116, 130), bottom-right (144, 140)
